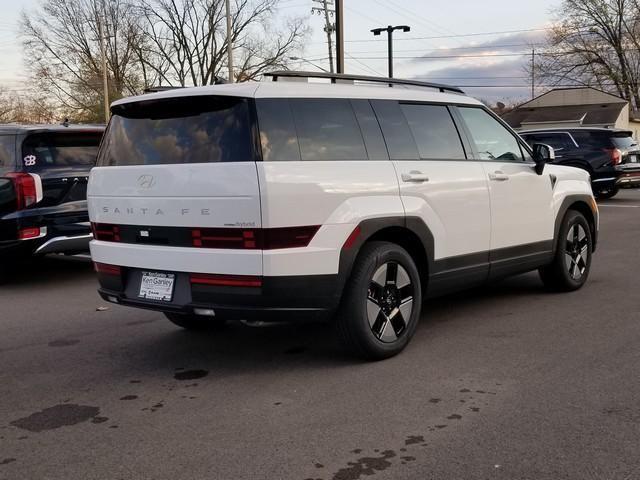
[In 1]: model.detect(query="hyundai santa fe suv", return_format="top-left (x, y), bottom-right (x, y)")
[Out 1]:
top-left (0, 124), bottom-right (104, 268)
top-left (88, 71), bottom-right (598, 360)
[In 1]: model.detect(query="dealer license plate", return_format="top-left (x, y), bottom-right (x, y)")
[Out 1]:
top-left (139, 271), bottom-right (175, 302)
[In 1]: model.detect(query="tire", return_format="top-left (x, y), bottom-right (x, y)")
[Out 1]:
top-left (164, 312), bottom-right (227, 330)
top-left (336, 241), bottom-right (422, 360)
top-left (595, 187), bottom-right (618, 200)
top-left (539, 210), bottom-right (592, 292)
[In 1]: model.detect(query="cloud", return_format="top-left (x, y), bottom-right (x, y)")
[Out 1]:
top-left (405, 30), bottom-right (549, 102)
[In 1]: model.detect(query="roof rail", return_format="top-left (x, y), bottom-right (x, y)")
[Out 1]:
top-left (264, 70), bottom-right (464, 94)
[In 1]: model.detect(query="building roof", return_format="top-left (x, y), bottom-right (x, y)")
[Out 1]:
top-left (112, 79), bottom-right (482, 108)
top-left (502, 103), bottom-right (626, 129)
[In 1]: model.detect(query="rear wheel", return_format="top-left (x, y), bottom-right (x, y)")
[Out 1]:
top-left (164, 312), bottom-right (227, 330)
top-left (336, 241), bottom-right (422, 360)
top-left (595, 187), bottom-right (618, 200)
top-left (539, 210), bottom-right (592, 292)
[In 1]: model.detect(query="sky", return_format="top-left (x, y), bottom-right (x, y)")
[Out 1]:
top-left (0, 0), bottom-right (562, 103)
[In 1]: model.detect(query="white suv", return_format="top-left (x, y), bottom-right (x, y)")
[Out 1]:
top-left (88, 72), bottom-right (598, 359)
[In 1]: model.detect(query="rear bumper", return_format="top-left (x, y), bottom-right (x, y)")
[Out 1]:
top-left (97, 268), bottom-right (342, 321)
top-left (616, 172), bottom-right (640, 188)
top-left (34, 233), bottom-right (92, 255)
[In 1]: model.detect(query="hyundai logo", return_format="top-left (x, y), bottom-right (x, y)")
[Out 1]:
top-left (137, 175), bottom-right (155, 189)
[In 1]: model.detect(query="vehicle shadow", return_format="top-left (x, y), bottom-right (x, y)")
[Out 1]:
top-left (123, 272), bottom-right (547, 374)
top-left (0, 254), bottom-right (94, 288)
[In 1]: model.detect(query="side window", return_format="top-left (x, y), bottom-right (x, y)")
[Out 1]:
top-left (256, 99), bottom-right (301, 161)
top-left (351, 99), bottom-right (388, 160)
top-left (290, 99), bottom-right (367, 161)
top-left (400, 104), bottom-right (466, 159)
top-left (371, 100), bottom-right (419, 160)
top-left (526, 133), bottom-right (572, 152)
top-left (0, 135), bottom-right (15, 168)
top-left (459, 107), bottom-right (524, 162)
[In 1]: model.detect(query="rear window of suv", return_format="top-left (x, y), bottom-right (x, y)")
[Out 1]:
top-left (22, 132), bottom-right (102, 170)
top-left (99, 96), bottom-right (256, 165)
top-left (571, 131), bottom-right (639, 150)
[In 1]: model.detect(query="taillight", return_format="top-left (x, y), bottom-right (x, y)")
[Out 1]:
top-left (605, 148), bottom-right (623, 165)
top-left (18, 227), bottom-right (42, 240)
top-left (191, 226), bottom-right (320, 250)
top-left (190, 273), bottom-right (262, 287)
top-left (94, 262), bottom-right (122, 276)
top-left (5, 173), bottom-right (40, 210)
top-left (92, 223), bottom-right (121, 242)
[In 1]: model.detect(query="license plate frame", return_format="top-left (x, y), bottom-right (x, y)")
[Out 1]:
top-left (138, 271), bottom-right (176, 302)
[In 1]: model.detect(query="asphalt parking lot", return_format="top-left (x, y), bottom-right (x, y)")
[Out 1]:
top-left (1, 190), bottom-right (639, 480)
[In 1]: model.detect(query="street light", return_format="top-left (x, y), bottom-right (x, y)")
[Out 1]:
top-left (289, 57), bottom-right (330, 73)
top-left (371, 25), bottom-right (411, 78)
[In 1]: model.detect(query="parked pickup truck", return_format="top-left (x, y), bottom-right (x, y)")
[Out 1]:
top-left (0, 124), bottom-right (104, 266)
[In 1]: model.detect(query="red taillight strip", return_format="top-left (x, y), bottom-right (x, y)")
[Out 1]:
top-left (190, 273), bottom-right (262, 288)
top-left (91, 223), bottom-right (121, 242)
top-left (94, 262), bottom-right (122, 276)
top-left (191, 226), bottom-right (320, 250)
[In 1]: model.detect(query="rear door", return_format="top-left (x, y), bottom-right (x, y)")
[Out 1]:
top-left (456, 107), bottom-right (554, 273)
top-left (372, 100), bottom-right (491, 287)
top-left (89, 94), bottom-right (263, 276)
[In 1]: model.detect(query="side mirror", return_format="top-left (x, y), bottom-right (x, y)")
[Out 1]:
top-left (532, 143), bottom-right (555, 175)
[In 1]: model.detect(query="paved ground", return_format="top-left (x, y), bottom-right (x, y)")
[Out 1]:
top-left (1, 190), bottom-right (639, 480)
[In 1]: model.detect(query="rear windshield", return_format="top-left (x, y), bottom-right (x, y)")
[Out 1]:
top-left (572, 131), bottom-right (639, 150)
top-left (22, 132), bottom-right (102, 170)
top-left (610, 134), bottom-right (638, 150)
top-left (99, 96), bottom-right (256, 166)
top-left (0, 135), bottom-right (15, 167)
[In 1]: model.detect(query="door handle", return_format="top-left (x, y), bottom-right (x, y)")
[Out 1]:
top-left (488, 171), bottom-right (509, 181)
top-left (401, 171), bottom-right (430, 183)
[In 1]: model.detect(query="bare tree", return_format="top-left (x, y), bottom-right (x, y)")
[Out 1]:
top-left (134, 0), bottom-right (308, 86)
top-left (0, 87), bottom-right (58, 123)
top-left (21, 0), bottom-right (152, 121)
top-left (535, 0), bottom-right (640, 108)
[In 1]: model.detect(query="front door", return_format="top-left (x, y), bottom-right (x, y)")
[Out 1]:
top-left (455, 107), bottom-right (554, 276)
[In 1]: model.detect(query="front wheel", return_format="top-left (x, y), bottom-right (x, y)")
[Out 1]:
top-left (164, 312), bottom-right (227, 330)
top-left (336, 241), bottom-right (422, 360)
top-left (539, 210), bottom-right (592, 292)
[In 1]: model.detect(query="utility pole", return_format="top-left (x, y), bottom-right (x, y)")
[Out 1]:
top-left (225, 0), bottom-right (234, 82)
top-left (531, 48), bottom-right (535, 100)
top-left (371, 25), bottom-right (411, 78)
top-left (335, 0), bottom-right (344, 73)
top-left (312, 0), bottom-right (335, 73)
top-left (96, 0), bottom-right (109, 123)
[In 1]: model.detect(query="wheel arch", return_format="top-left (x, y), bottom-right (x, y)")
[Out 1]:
top-left (337, 216), bottom-right (434, 299)
top-left (554, 195), bottom-right (598, 253)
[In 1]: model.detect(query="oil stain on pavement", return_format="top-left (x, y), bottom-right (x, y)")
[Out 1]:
top-left (174, 369), bottom-right (208, 381)
top-left (10, 404), bottom-right (100, 432)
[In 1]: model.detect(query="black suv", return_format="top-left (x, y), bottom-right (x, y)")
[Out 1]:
top-left (520, 128), bottom-right (640, 199)
top-left (0, 124), bottom-right (104, 265)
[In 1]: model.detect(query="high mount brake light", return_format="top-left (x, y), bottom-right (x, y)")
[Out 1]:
top-left (5, 173), bottom-right (40, 210)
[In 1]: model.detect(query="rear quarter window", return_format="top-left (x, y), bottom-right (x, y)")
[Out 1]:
top-left (22, 132), bottom-right (102, 170)
top-left (0, 135), bottom-right (16, 168)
